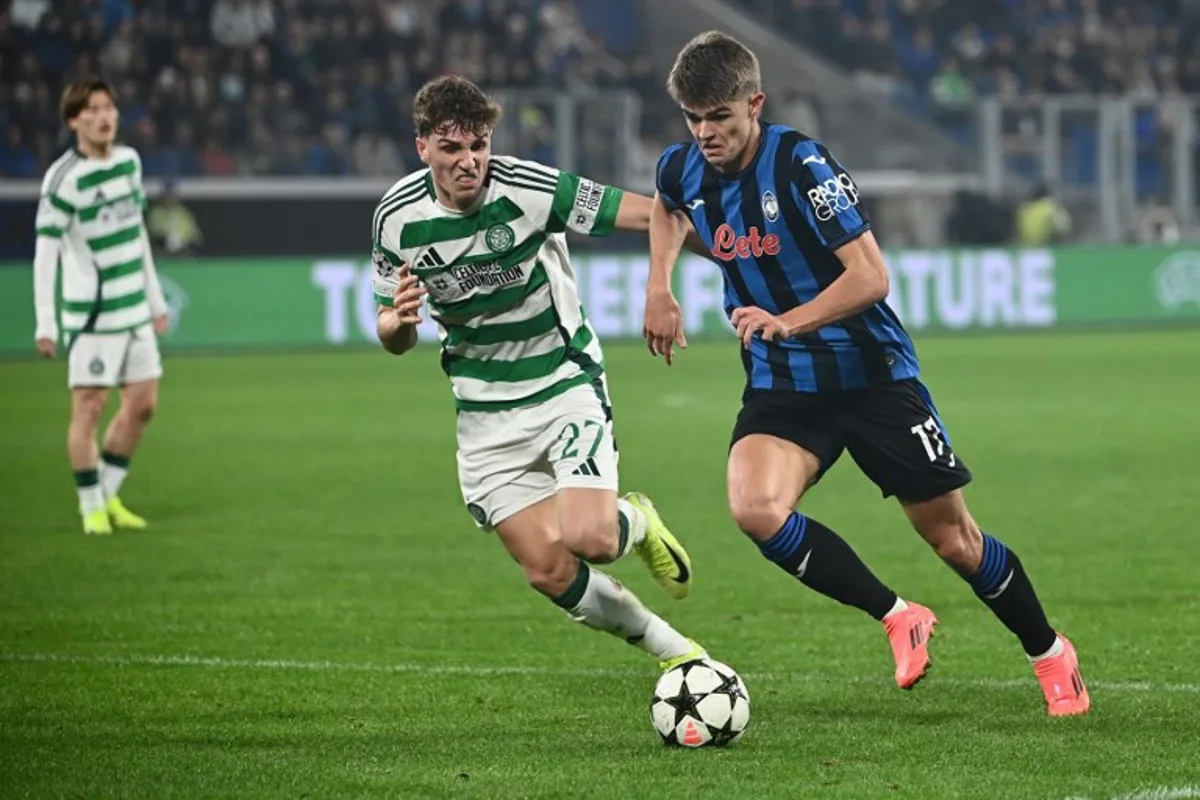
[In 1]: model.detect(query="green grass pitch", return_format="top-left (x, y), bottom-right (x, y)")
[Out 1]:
top-left (2, 330), bottom-right (1199, 799)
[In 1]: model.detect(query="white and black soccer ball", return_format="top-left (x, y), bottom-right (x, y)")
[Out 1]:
top-left (650, 658), bottom-right (750, 747)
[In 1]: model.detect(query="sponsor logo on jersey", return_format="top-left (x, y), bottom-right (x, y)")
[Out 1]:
top-left (806, 172), bottom-right (860, 222)
top-left (710, 224), bottom-right (781, 261)
top-left (424, 260), bottom-right (527, 303)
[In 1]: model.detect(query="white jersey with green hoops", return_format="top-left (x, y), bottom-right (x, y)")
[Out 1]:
top-left (35, 145), bottom-right (153, 339)
top-left (371, 156), bottom-right (625, 411)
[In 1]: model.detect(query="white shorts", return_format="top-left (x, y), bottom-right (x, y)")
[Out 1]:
top-left (67, 324), bottom-right (163, 389)
top-left (457, 381), bottom-right (619, 530)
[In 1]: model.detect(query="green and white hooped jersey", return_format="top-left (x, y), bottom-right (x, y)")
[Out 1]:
top-left (372, 156), bottom-right (624, 412)
top-left (35, 145), bottom-right (152, 337)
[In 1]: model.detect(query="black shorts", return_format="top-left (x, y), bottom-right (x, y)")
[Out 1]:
top-left (730, 379), bottom-right (972, 503)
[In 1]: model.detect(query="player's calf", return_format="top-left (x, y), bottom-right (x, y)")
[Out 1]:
top-left (496, 503), bottom-right (699, 666)
top-left (729, 480), bottom-right (900, 622)
top-left (902, 489), bottom-right (1088, 714)
top-left (522, 544), bottom-right (585, 599)
top-left (902, 490), bottom-right (983, 574)
top-left (904, 490), bottom-right (1059, 658)
top-left (68, 388), bottom-right (108, 525)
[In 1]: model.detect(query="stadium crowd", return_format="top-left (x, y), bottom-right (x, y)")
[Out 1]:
top-left (0, 0), bottom-right (650, 178)
top-left (733, 0), bottom-right (1200, 196)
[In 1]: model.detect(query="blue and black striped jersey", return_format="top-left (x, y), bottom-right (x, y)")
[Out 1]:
top-left (656, 122), bottom-right (920, 392)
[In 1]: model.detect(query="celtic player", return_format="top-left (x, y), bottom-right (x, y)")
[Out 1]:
top-left (372, 75), bottom-right (706, 672)
top-left (32, 79), bottom-right (169, 536)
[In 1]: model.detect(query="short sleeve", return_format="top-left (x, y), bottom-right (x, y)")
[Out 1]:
top-left (789, 139), bottom-right (870, 250)
top-left (655, 143), bottom-right (689, 213)
top-left (548, 171), bottom-right (624, 237)
top-left (371, 245), bottom-right (401, 307)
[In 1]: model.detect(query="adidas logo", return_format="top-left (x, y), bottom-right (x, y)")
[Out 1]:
top-left (415, 247), bottom-right (445, 269)
top-left (570, 458), bottom-right (601, 478)
top-left (909, 624), bottom-right (925, 649)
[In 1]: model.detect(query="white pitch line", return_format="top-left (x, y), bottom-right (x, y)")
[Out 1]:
top-left (1063, 787), bottom-right (1200, 800)
top-left (1, 651), bottom-right (1198, 695)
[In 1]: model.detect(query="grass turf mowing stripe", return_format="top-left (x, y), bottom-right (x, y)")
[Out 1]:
top-left (2, 651), bottom-right (1198, 694)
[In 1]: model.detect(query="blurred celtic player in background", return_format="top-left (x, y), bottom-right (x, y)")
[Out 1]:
top-left (372, 75), bottom-right (711, 672)
top-left (32, 79), bottom-right (169, 536)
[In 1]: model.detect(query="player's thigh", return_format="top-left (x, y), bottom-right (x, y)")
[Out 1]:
top-left (727, 390), bottom-right (842, 536)
top-left (542, 383), bottom-right (619, 492)
top-left (841, 378), bottom-right (973, 504)
top-left (456, 407), bottom-right (557, 532)
top-left (119, 325), bottom-right (163, 388)
top-left (493, 495), bottom-right (578, 593)
top-left (540, 384), bottom-right (620, 545)
top-left (67, 333), bottom-right (126, 391)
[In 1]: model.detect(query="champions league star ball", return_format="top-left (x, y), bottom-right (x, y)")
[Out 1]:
top-left (650, 658), bottom-right (750, 747)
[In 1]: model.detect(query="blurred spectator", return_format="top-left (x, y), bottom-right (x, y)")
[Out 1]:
top-left (353, 128), bottom-right (403, 177)
top-left (1016, 182), bottom-right (1072, 245)
top-left (777, 87), bottom-right (822, 139)
top-left (0, 0), bottom-right (650, 178)
top-left (211, 0), bottom-right (275, 49)
top-left (943, 189), bottom-right (1015, 245)
top-left (147, 182), bottom-right (204, 257)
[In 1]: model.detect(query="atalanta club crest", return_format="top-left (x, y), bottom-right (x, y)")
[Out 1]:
top-left (761, 191), bottom-right (779, 222)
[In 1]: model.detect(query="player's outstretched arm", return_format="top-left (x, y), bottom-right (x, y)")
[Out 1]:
top-left (376, 264), bottom-right (425, 356)
top-left (778, 231), bottom-right (890, 336)
top-left (612, 191), bottom-right (709, 257)
top-left (643, 191), bottom-right (689, 365)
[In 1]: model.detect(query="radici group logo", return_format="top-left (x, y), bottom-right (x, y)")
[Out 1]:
top-left (1153, 251), bottom-right (1200, 312)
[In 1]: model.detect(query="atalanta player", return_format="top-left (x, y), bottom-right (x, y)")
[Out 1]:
top-left (643, 31), bottom-right (1089, 716)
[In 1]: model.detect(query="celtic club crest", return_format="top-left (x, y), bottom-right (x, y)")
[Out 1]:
top-left (485, 223), bottom-right (515, 253)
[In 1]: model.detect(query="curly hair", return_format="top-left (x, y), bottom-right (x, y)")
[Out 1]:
top-left (413, 75), bottom-right (502, 138)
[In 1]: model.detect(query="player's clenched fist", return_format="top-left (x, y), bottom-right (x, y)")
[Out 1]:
top-left (392, 264), bottom-right (427, 325)
top-left (731, 306), bottom-right (789, 348)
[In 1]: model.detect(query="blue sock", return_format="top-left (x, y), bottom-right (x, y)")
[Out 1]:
top-left (757, 512), bottom-right (808, 568)
top-left (968, 533), bottom-right (1010, 596)
top-left (757, 511), bottom-right (897, 621)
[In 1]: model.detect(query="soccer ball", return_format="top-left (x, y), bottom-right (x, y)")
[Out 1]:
top-left (650, 658), bottom-right (750, 747)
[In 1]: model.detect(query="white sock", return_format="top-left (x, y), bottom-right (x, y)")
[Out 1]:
top-left (99, 453), bottom-right (129, 499)
top-left (560, 563), bottom-right (692, 662)
top-left (615, 498), bottom-right (648, 559)
top-left (883, 597), bottom-right (910, 618)
top-left (75, 471), bottom-right (105, 515)
top-left (1029, 636), bottom-right (1064, 662)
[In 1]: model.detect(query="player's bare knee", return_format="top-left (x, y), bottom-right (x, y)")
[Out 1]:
top-left (919, 514), bottom-right (982, 571)
top-left (126, 399), bottom-right (156, 426)
top-left (71, 390), bottom-right (107, 427)
top-left (524, 555), bottom-right (579, 598)
top-left (729, 493), bottom-right (790, 541)
top-left (560, 516), bottom-right (619, 564)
